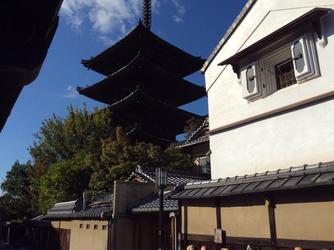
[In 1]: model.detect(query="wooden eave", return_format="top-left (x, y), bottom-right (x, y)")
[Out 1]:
top-left (0, 0), bottom-right (62, 86)
top-left (108, 89), bottom-right (205, 135)
top-left (126, 125), bottom-right (175, 146)
top-left (77, 52), bottom-right (206, 106)
top-left (0, 86), bottom-right (23, 132)
top-left (81, 22), bottom-right (205, 77)
top-left (218, 8), bottom-right (330, 78)
top-left (0, 0), bottom-right (63, 132)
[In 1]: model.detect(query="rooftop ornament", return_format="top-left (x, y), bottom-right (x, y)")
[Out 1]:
top-left (142, 0), bottom-right (152, 30)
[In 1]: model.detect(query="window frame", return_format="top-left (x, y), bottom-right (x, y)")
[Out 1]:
top-left (241, 32), bottom-right (320, 101)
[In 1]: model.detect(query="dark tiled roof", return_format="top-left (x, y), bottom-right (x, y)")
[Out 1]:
top-left (131, 192), bottom-right (178, 213)
top-left (176, 134), bottom-right (209, 148)
top-left (47, 200), bottom-right (81, 213)
top-left (186, 117), bottom-right (209, 142)
top-left (43, 205), bottom-right (112, 220)
top-left (176, 117), bottom-right (209, 148)
top-left (128, 166), bottom-right (208, 185)
top-left (172, 161), bottom-right (334, 199)
top-left (43, 194), bottom-right (113, 220)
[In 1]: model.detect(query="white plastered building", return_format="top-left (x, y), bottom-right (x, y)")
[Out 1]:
top-left (203, 0), bottom-right (334, 179)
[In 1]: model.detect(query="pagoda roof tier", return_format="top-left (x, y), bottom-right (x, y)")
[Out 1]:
top-left (81, 22), bottom-right (205, 77)
top-left (108, 89), bottom-right (205, 136)
top-left (126, 125), bottom-right (175, 147)
top-left (77, 53), bottom-right (206, 106)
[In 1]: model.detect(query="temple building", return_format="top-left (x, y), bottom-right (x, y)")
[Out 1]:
top-left (0, 0), bottom-right (63, 132)
top-left (77, 12), bottom-right (206, 146)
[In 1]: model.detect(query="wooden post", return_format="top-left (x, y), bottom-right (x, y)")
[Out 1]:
top-left (266, 199), bottom-right (278, 250)
top-left (215, 199), bottom-right (222, 229)
top-left (183, 205), bottom-right (188, 243)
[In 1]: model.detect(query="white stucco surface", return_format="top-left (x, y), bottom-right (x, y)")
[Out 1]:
top-left (205, 0), bottom-right (334, 178)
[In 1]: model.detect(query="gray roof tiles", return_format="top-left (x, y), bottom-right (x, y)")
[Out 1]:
top-left (131, 192), bottom-right (178, 213)
top-left (128, 166), bottom-right (208, 185)
top-left (172, 161), bottom-right (334, 199)
top-left (44, 194), bottom-right (113, 220)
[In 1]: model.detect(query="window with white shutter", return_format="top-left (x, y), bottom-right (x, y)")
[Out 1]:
top-left (291, 33), bottom-right (320, 82)
top-left (240, 32), bottom-right (320, 101)
top-left (241, 62), bottom-right (262, 101)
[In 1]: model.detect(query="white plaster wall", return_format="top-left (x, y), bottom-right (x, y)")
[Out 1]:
top-left (210, 99), bottom-right (334, 178)
top-left (205, 0), bottom-right (334, 178)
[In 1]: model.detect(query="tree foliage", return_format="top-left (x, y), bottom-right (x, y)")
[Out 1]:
top-left (1, 105), bottom-right (195, 217)
top-left (28, 105), bottom-right (114, 213)
top-left (1, 161), bottom-right (33, 220)
top-left (89, 128), bottom-right (194, 194)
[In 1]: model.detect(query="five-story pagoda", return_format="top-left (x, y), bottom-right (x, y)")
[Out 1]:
top-left (77, 0), bottom-right (206, 146)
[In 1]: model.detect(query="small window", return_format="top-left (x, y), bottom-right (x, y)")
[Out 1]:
top-left (94, 225), bottom-right (98, 230)
top-left (241, 32), bottom-right (320, 101)
top-left (79, 224), bottom-right (83, 229)
top-left (86, 224), bottom-right (90, 229)
top-left (275, 59), bottom-right (296, 90)
top-left (102, 225), bottom-right (107, 230)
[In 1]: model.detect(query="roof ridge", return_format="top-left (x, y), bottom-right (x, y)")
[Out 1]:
top-left (186, 161), bottom-right (334, 187)
top-left (202, 0), bottom-right (257, 72)
top-left (186, 117), bottom-right (209, 142)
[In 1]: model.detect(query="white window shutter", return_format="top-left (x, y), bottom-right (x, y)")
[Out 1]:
top-left (291, 36), bottom-right (312, 80)
top-left (241, 63), bottom-right (261, 100)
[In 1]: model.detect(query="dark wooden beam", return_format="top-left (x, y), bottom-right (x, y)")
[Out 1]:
top-left (266, 199), bottom-right (278, 250)
top-left (183, 205), bottom-right (188, 242)
top-left (215, 199), bottom-right (221, 229)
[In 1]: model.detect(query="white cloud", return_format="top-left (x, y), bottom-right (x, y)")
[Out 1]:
top-left (170, 0), bottom-right (186, 23)
top-left (61, 0), bottom-right (186, 42)
top-left (173, 15), bottom-right (183, 23)
top-left (63, 85), bottom-right (79, 99)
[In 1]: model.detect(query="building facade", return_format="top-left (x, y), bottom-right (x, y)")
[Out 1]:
top-left (204, 0), bottom-right (334, 178)
top-left (173, 1), bottom-right (334, 249)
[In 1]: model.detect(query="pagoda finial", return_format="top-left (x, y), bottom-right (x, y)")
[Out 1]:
top-left (142, 0), bottom-right (152, 30)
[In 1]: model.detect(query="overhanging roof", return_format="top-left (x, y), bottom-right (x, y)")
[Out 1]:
top-left (77, 52), bottom-right (206, 106)
top-left (0, 86), bottom-right (23, 131)
top-left (43, 194), bottom-right (113, 220)
top-left (0, 0), bottom-right (63, 132)
top-left (125, 126), bottom-right (176, 146)
top-left (128, 165), bottom-right (208, 185)
top-left (218, 8), bottom-right (329, 72)
top-left (131, 192), bottom-right (178, 213)
top-left (172, 161), bottom-right (334, 199)
top-left (81, 22), bottom-right (205, 77)
top-left (107, 89), bottom-right (205, 135)
top-left (202, 0), bottom-right (257, 72)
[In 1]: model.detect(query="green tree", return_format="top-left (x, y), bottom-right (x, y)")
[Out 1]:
top-left (1, 161), bottom-right (33, 219)
top-left (38, 157), bottom-right (92, 212)
top-left (89, 128), bottom-right (194, 194)
top-left (5, 104), bottom-right (196, 215)
top-left (30, 105), bottom-right (114, 167)
top-left (28, 105), bottom-right (114, 213)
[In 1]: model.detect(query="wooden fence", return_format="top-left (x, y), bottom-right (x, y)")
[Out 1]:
top-left (1, 222), bottom-right (70, 250)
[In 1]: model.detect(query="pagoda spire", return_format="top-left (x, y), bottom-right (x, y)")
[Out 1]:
top-left (142, 0), bottom-right (152, 30)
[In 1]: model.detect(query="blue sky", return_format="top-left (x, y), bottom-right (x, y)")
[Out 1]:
top-left (0, 0), bottom-right (247, 181)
